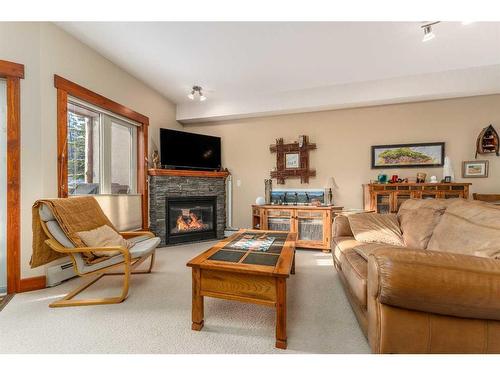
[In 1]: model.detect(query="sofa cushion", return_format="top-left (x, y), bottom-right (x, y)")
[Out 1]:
top-left (347, 213), bottom-right (404, 246)
top-left (353, 243), bottom-right (402, 261)
top-left (397, 199), bottom-right (450, 249)
top-left (342, 249), bottom-right (368, 308)
top-left (427, 200), bottom-right (500, 256)
top-left (333, 236), bottom-right (364, 266)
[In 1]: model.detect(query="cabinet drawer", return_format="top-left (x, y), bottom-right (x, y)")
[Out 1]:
top-left (266, 209), bottom-right (293, 218)
top-left (296, 210), bottom-right (323, 219)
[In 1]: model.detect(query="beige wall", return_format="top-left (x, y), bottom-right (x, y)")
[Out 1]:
top-left (187, 95), bottom-right (500, 228)
top-left (0, 22), bottom-right (181, 278)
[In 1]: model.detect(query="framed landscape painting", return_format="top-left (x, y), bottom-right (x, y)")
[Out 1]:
top-left (371, 142), bottom-right (445, 169)
top-left (462, 160), bottom-right (489, 178)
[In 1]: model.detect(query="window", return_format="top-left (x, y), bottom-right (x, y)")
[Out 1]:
top-left (67, 99), bottom-right (138, 195)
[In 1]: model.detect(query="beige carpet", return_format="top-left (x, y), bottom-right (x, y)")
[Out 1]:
top-left (0, 241), bottom-right (369, 354)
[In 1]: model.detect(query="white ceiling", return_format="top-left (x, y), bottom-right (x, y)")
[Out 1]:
top-left (57, 22), bottom-right (500, 122)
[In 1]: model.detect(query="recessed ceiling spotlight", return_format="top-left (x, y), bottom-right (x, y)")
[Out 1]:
top-left (187, 85), bottom-right (207, 101)
top-left (421, 22), bottom-right (439, 42)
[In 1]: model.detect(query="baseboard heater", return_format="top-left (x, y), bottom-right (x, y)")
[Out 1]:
top-left (46, 261), bottom-right (77, 287)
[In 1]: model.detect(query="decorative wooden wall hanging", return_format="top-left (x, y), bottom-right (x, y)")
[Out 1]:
top-left (270, 135), bottom-right (316, 184)
top-left (476, 124), bottom-right (499, 158)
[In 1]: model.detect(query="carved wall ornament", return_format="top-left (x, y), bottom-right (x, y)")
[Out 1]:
top-left (270, 135), bottom-right (316, 184)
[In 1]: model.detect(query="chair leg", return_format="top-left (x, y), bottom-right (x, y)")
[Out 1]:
top-left (49, 262), bottom-right (131, 308)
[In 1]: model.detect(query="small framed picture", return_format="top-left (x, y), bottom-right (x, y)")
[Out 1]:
top-left (443, 176), bottom-right (452, 183)
top-left (462, 160), bottom-right (489, 178)
top-left (285, 152), bottom-right (300, 169)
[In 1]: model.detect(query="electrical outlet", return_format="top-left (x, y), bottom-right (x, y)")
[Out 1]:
top-left (236, 179), bottom-right (241, 187)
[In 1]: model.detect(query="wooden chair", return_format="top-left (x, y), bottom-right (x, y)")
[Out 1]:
top-left (38, 203), bottom-right (160, 308)
top-left (473, 193), bottom-right (500, 205)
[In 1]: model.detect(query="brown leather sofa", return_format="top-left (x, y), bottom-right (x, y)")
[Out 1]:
top-left (333, 199), bottom-right (500, 353)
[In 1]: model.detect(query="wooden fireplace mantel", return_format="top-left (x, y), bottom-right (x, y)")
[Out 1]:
top-left (148, 169), bottom-right (230, 178)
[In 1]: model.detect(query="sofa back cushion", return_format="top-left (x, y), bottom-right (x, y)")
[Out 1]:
top-left (397, 199), bottom-right (450, 249)
top-left (427, 200), bottom-right (500, 256)
top-left (347, 213), bottom-right (404, 246)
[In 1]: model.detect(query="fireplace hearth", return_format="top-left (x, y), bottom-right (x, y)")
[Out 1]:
top-left (166, 196), bottom-right (217, 244)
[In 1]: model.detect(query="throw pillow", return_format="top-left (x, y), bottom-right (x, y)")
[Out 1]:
top-left (347, 213), bottom-right (404, 246)
top-left (397, 199), bottom-right (449, 249)
top-left (76, 225), bottom-right (131, 257)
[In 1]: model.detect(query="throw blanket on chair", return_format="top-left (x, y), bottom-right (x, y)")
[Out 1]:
top-left (31, 197), bottom-right (118, 268)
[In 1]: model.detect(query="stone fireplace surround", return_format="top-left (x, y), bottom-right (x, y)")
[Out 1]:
top-left (149, 169), bottom-right (228, 246)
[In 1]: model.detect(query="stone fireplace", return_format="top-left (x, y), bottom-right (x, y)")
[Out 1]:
top-left (149, 170), bottom-right (228, 246)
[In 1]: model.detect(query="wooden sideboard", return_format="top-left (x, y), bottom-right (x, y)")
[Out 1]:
top-left (251, 205), bottom-right (344, 252)
top-left (363, 182), bottom-right (471, 214)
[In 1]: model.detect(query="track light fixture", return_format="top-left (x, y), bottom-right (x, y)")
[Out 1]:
top-left (421, 21), bottom-right (439, 42)
top-left (187, 85), bottom-right (207, 101)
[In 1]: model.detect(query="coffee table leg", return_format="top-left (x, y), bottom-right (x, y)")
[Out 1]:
top-left (192, 268), bottom-right (204, 331)
top-left (275, 278), bottom-right (287, 349)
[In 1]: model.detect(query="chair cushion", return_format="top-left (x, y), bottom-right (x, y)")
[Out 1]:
top-left (347, 213), bottom-right (404, 246)
top-left (45, 220), bottom-right (74, 248)
top-left (39, 203), bottom-right (55, 222)
top-left (79, 237), bottom-right (160, 274)
top-left (76, 225), bottom-right (131, 257)
top-left (397, 199), bottom-right (449, 249)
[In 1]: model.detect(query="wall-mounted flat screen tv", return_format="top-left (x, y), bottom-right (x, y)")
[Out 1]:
top-left (160, 128), bottom-right (221, 170)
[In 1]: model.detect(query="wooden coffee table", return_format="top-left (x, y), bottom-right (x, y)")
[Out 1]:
top-left (186, 229), bottom-right (297, 349)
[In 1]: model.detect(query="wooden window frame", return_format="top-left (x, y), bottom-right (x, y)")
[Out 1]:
top-left (0, 60), bottom-right (24, 294)
top-left (54, 75), bottom-right (149, 230)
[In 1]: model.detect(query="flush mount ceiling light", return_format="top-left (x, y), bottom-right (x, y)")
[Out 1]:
top-left (421, 22), bottom-right (439, 42)
top-left (187, 85), bottom-right (207, 101)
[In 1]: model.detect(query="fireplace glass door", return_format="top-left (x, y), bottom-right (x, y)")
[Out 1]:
top-left (166, 196), bottom-right (217, 244)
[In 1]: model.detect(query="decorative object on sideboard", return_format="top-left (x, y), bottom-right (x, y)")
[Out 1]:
top-left (462, 160), bottom-right (489, 178)
top-left (255, 196), bottom-right (266, 205)
top-left (264, 179), bottom-right (273, 204)
top-left (442, 156), bottom-right (455, 182)
top-left (429, 175), bottom-right (438, 183)
top-left (443, 176), bottom-right (452, 183)
top-left (270, 188), bottom-right (325, 205)
top-left (475, 125), bottom-right (499, 158)
top-left (270, 135), bottom-right (316, 184)
top-left (377, 172), bottom-right (388, 184)
top-left (324, 177), bottom-right (339, 205)
top-left (416, 172), bottom-right (427, 183)
top-left (371, 142), bottom-right (445, 169)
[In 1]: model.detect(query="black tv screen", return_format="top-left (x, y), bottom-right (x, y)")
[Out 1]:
top-left (160, 129), bottom-right (221, 170)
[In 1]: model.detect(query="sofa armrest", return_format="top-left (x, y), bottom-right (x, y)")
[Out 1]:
top-left (333, 215), bottom-right (354, 237)
top-left (368, 248), bottom-right (500, 321)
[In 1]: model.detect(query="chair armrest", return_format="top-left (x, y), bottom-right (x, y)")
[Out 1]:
top-left (120, 231), bottom-right (155, 239)
top-left (45, 238), bottom-right (131, 260)
top-left (368, 248), bottom-right (500, 320)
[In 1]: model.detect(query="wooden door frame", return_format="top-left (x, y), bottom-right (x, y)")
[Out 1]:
top-left (54, 75), bottom-right (150, 229)
top-left (0, 60), bottom-right (24, 294)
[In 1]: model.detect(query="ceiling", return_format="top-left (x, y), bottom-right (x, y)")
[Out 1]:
top-left (57, 22), bottom-right (500, 122)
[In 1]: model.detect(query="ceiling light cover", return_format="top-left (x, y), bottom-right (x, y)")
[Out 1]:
top-left (422, 25), bottom-right (435, 42)
top-left (187, 85), bottom-right (206, 101)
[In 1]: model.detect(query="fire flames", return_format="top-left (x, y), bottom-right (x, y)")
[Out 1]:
top-left (176, 212), bottom-right (207, 232)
